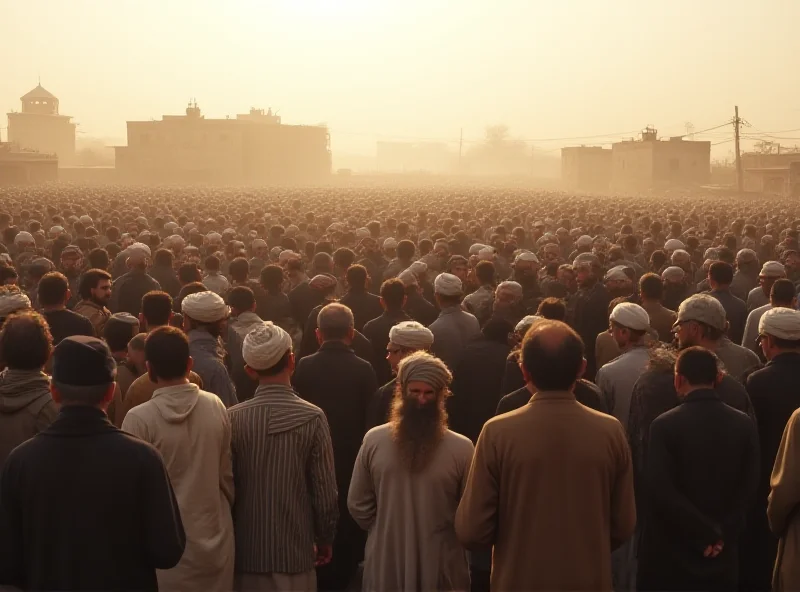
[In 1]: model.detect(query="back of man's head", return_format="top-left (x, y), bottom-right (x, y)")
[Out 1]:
top-left (771, 278), bottom-right (797, 307)
top-left (639, 273), bottom-right (664, 301)
top-left (312, 252), bottom-right (334, 275)
top-left (475, 260), bottom-right (496, 285)
top-left (317, 303), bottom-right (354, 341)
top-left (675, 346), bottom-right (719, 387)
top-left (709, 261), bottom-right (734, 286)
top-left (521, 320), bottom-right (584, 391)
top-left (38, 272), bottom-right (69, 308)
top-left (227, 286), bottom-right (256, 313)
top-left (228, 257), bottom-right (250, 282)
top-left (346, 264), bottom-right (369, 291)
top-left (104, 313), bottom-right (140, 353)
top-left (51, 336), bottom-right (116, 407)
top-left (141, 291), bottom-right (173, 328)
top-left (145, 326), bottom-right (190, 382)
top-left (0, 311), bottom-right (52, 370)
top-left (380, 279), bottom-right (406, 311)
top-left (536, 297), bottom-right (567, 321)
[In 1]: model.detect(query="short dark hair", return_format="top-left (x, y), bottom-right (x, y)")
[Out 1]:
top-left (154, 248), bottom-right (174, 267)
top-left (178, 262), bottom-right (202, 284)
top-left (675, 346), bottom-right (719, 386)
top-left (104, 317), bottom-right (139, 352)
top-left (397, 240), bottom-right (416, 260)
top-left (639, 273), bottom-right (664, 300)
top-left (709, 261), bottom-right (734, 285)
top-left (227, 286), bottom-right (255, 312)
top-left (475, 260), bottom-right (496, 285)
top-left (205, 255), bottom-right (220, 271)
top-left (536, 297), bottom-right (566, 321)
top-left (346, 264), bottom-right (368, 291)
top-left (38, 272), bottom-right (69, 307)
top-left (229, 257), bottom-right (250, 282)
top-left (145, 326), bottom-right (190, 381)
top-left (78, 269), bottom-right (112, 300)
top-left (380, 279), bottom-right (406, 310)
top-left (0, 267), bottom-right (18, 284)
top-left (771, 278), bottom-right (796, 306)
top-left (332, 247), bottom-right (356, 270)
top-left (141, 291), bottom-right (173, 327)
top-left (260, 264), bottom-right (284, 293)
top-left (87, 248), bottom-right (110, 270)
top-left (0, 311), bottom-right (52, 370)
top-left (521, 320), bottom-right (584, 391)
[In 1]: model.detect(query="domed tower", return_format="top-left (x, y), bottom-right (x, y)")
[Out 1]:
top-left (7, 82), bottom-right (75, 164)
top-left (21, 84), bottom-right (59, 115)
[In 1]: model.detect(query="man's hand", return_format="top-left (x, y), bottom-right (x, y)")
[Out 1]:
top-left (703, 540), bottom-right (724, 558)
top-left (314, 544), bottom-right (333, 566)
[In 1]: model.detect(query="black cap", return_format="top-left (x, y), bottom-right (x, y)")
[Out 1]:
top-left (52, 336), bottom-right (116, 386)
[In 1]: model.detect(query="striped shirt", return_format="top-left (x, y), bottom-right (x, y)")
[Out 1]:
top-left (228, 383), bottom-right (338, 575)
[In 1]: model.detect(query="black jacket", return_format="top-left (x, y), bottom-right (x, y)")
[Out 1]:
top-left (362, 310), bottom-right (412, 386)
top-left (368, 378), bottom-right (396, 430)
top-left (708, 288), bottom-right (748, 346)
top-left (110, 269), bottom-right (161, 316)
top-left (150, 264), bottom-right (181, 299)
top-left (297, 304), bottom-right (377, 373)
top-left (741, 352), bottom-right (800, 591)
top-left (292, 341), bottom-right (378, 589)
top-left (637, 389), bottom-right (758, 592)
top-left (496, 381), bottom-right (608, 416)
top-left (0, 406), bottom-right (185, 591)
top-left (404, 291), bottom-right (439, 327)
top-left (339, 289), bottom-right (383, 332)
top-left (572, 280), bottom-right (611, 380)
top-left (448, 337), bottom-right (511, 443)
top-left (289, 280), bottom-right (321, 328)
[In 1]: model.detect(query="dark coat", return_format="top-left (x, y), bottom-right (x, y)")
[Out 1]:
top-left (297, 303), bottom-right (377, 372)
top-left (292, 341), bottom-right (378, 589)
top-left (362, 310), bottom-right (412, 386)
top-left (572, 280), bottom-right (611, 380)
top-left (150, 264), bottom-right (181, 299)
top-left (110, 269), bottom-right (161, 316)
top-left (637, 389), bottom-right (759, 592)
top-left (0, 406), bottom-right (185, 591)
top-left (339, 289), bottom-right (383, 332)
top-left (367, 379), bottom-right (396, 430)
top-left (496, 381), bottom-right (608, 415)
top-left (448, 337), bottom-right (511, 443)
top-left (404, 291), bottom-right (439, 327)
top-left (289, 280), bottom-right (321, 328)
top-left (740, 352), bottom-right (800, 591)
top-left (708, 288), bottom-right (748, 346)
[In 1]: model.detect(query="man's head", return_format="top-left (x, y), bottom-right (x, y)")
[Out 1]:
top-left (639, 273), bottom-right (664, 302)
top-left (536, 297), bottom-right (566, 321)
top-left (345, 264), bottom-right (369, 292)
top-left (433, 273), bottom-right (463, 308)
top-left (178, 262), bottom-right (202, 286)
top-left (316, 303), bottom-right (355, 345)
top-left (78, 268), bottom-right (112, 306)
top-left (387, 321), bottom-right (435, 373)
top-left (145, 326), bottom-right (192, 384)
top-left (673, 294), bottom-right (728, 349)
top-left (494, 281), bottom-right (523, 314)
top-left (708, 261), bottom-right (734, 290)
top-left (573, 254), bottom-right (600, 288)
top-left (228, 257), bottom-right (250, 283)
top-left (380, 278), bottom-right (407, 312)
top-left (758, 307), bottom-right (800, 361)
top-left (674, 346), bottom-right (721, 398)
top-left (127, 333), bottom-right (147, 374)
top-left (227, 286), bottom-right (257, 317)
top-left (604, 265), bottom-right (634, 298)
top-left (446, 256), bottom-right (469, 283)
top-left (125, 243), bottom-right (151, 271)
top-left (736, 249), bottom-right (759, 275)
top-left (513, 251), bottom-right (540, 281)
top-left (38, 272), bottom-right (70, 309)
top-left (609, 302), bottom-right (650, 349)
top-left (50, 336), bottom-right (117, 409)
top-left (181, 290), bottom-right (230, 338)
top-left (520, 320), bottom-right (585, 392)
top-left (475, 260), bottom-right (496, 286)
top-left (140, 291), bottom-right (173, 330)
top-left (59, 245), bottom-right (83, 273)
top-left (103, 313), bottom-right (141, 356)
top-left (243, 321), bottom-right (294, 380)
top-left (389, 351), bottom-right (452, 472)
top-left (759, 261), bottom-right (786, 297)
top-left (0, 310), bottom-right (52, 371)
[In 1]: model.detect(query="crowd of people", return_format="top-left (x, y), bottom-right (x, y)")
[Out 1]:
top-left (2, 184), bottom-right (800, 591)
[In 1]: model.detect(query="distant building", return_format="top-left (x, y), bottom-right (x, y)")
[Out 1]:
top-left (7, 84), bottom-right (76, 165)
top-left (742, 152), bottom-right (800, 196)
top-left (561, 146), bottom-right (612, 191)
top-left (0, 142), bottom-right (58, 185)
top-left (114, 102), bottom-right (331, 184)
top-left (376, 142), bottom-right (455, 174)
top-left (611, 128), bottom-right (710, 191)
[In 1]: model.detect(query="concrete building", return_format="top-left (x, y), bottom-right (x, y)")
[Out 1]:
top-left (742, 152), bottom-right (800, 196)
top-left (114, 102), bottom-right (331, 184)
top-left (0, 142), bottom-right (58, 185)
top-left (7, 84), bottom-right (76, 165)
top-left (611, 128), bottom-right (710, 191)
top-left (561, 146), bottom-right (612, 191)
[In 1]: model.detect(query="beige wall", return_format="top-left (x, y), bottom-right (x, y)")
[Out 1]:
top-left (561, 147), bottom-right (611, 191)
top-left (611, 142), bottom-right (653, 190)
top-left (7, 113), bottom-right (76, 164)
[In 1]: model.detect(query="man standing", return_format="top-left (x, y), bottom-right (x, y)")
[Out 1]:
top-left (339, 264), bottom-right (382, 332)
top-left (349, 352), bottom-right (474, 591)
top-left (0, 336), bottom-right (185, 591)
top-left (58, 244), bottom-right (83, 309)
top-left (637, 347), bottom-right (758, 591)
top-left (741, 308), bottom-right (800, 590)
top-left (368, 320), bottom-right (434, 428)
top-left (38, 272), bottom-right (95, 345)
top-left (293, 303), bottom-right (377, 590)
top-left (362, 279), bottom-right (411, 385)
top-left (742, 278), bottom-right (796, 358)
top-left (638, 273), bottom-right (677, 342)
top-left (747, 261), bottom-right (786, 312)
top-left (572, 254), bottom-right (611, 380)
top-left (110, 243), bottom-right (161, 316)
top-left (706, 261), bottom-right (748, 346)
top-left (227, 286), bottom-right (264, 339)
top-left (230, 323), bottom-right (338, 592)
top-left (429, 273), bottom-right (480, 371)
top-left (462, 260), bottom-right (496, 325)
top-left (74, 268), bottom-right (113, 336)
top-left (122, 327), bottom-right (234, 592)
top-left (456, 320), bottom-right (635, 591)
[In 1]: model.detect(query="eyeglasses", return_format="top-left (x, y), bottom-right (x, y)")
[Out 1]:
top-left (387, 347), bottom-right (404, 355)
top-left (756, 334), bottom-right (768, 346)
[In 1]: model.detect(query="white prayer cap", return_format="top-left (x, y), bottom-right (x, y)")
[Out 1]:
top-left (127, 242), bottom-right (151, 259)
top-left (760, 308), bottom-right (800, 341)
top-left (662, 266), bottom-right (686, 282)
top-left (242, 322), bottom-right (292, 371)
top-left (397, 269), bottom-right (418, 288)
top-left (278, 250), bottom-right (300, 263)
top-left (383, 238), bottom-right (398, 250)
top-left (760, 261), bottom-right (786, 278)
top-left (703, 248), bottom-right (719, 260)
top-left (164, 221), bottom-right (179, 232)
top-left (515, 314), bottom-right (543, 334)
top-left (251, 238), bottom-right (267, 250)
top-left (671, 249), bottom-right (691, 264)
top-left (736, 248), bottom-right (758, 263)
top-left (604, 265), bottom-right (630, 282)
top-left (434, 273), bottom-right (463, 296)
top-left (182, 291), bottom-right (229, 323)
top-left (610, 302), bottom-right (650, 331)
top-left (286, 225), bottom-right (300, 236)
top-left (356, 228), bottom-right (370, 240)
top-left (664, 239), bottom-right (685, 251)
top-left (14, 231), bottom-right (34, 245)
top-left (79, 215), bottom-right (93, 226)
top-left (207, 232), bottom-right (222, 243)
top-left (515, 251), bottom-right (539, 264)
top-left (0, 287), bottom-right (31, 317)
top-left (408, 260), bottom-right (428, 276)
top-left (576, 235), bottom-right (593, 248)
top-left (478, 247), bottom-right (495, 261)
top-left (167, 234), bottom-right (185, 247)
top-left (496, 281), bottom-right (523, 299)
top-left (468, 243), bottom-right (488, 256)
top-left (389, 321), bottom-right (434, 350)
top-left (49, 225), bottom-right (64, 236)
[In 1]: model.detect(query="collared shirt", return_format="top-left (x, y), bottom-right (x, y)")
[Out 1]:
top-left (596, 345), bottom-right (651, 429)
top-left (228, 384), bottom-right (338, 574)
top-left (430, 305), bottom-right (481, 371)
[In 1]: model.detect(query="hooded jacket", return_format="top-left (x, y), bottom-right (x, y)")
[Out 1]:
top-left (0, 368), bottom-right (58, 468)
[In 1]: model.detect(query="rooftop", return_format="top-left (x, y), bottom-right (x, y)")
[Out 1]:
top-left (20, 84), bottom-right (58, 102)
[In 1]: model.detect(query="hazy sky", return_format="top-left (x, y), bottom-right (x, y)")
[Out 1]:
top-left (5, 0), bottom-right (799, 157)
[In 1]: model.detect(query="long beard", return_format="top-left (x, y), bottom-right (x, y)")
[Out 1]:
top-left (390, 390), bottom-right (447, 473)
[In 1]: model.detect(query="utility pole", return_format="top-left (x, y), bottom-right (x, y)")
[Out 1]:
top-left (458, 128), bottom-right (463, 172)
top-left (734, 106), bottom-right (743, 194)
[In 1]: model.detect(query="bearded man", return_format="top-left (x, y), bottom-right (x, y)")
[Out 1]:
top-left (348, 352), bottom-right (474, 592)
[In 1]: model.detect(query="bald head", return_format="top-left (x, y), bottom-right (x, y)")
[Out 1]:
top-left (520, 320), bottom-right (585, 391)
top-left (317, 303), bottom-right (355, 342)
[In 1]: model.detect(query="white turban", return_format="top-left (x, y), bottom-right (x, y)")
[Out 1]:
top-left (604, 265), bottom-right (629, 282)
top-left (478, 247), bottom-right (495, 261)
top-left (14, 231), bottom-right (34, 246)
top-left (389, 321), bottom-right (434, 350)
top-left (576, 235), bottom-right (593, 248)
top-left (515, 314), bottom-right (543, 334)
top-left (760, 261), bottom-right (786, 278)
top-left (468, 243), bottom-right (487, 255)
top-left (286, 225), bottom-right (300, 236)
top-left (49, 226), bottom-right (64, 236)
top-left (662, 266), bottom-right (686, 282)
top-left (759, 308), bottom-right (800, 341)
top-left (207, 232), bottom-right (222, 243)
top-left (665, 239), bottom-right (685, 251)
top-left (397, 269), bottom-right (418, 288)
top-left (408, 261), bottom-right (428, 276)
top-left (182, 291), bottom-right (229, 323)
top-left (383, 238), bottom-right (398, 250)
top-left (671, 249), bottom-right (691, 263)
top-left (496, 281), bottom-right (523, 299)
top-left (242, 322), bottom-right (292, 371)
top-left (0, 289), bottom-right (31, 317)
top-left (515, 251), bottom-right (539, 264)
top-left (610, 302), bottom-right (650, 331)
top-left (127, 242), bottom-right (151, 259)
top-left (434, 273), bottom-right (463, 296)
top-left (278, 250), bottom-right (300, 263)
top-left (251, 239), bottom-right (267, 250)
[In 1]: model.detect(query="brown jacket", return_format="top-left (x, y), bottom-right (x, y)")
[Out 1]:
top-left (114, 370), bottom-right (203, 428)
top-left (769, 407), bottom-right (800, 591)
top-left (73, 300), bottom-right (111, 337)
top-left (641, 300), bottom-right (678, 343)
top-left (0, 369), bottom-right (59, 468)
top-left (455, 390), bottom-right (636, 591)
